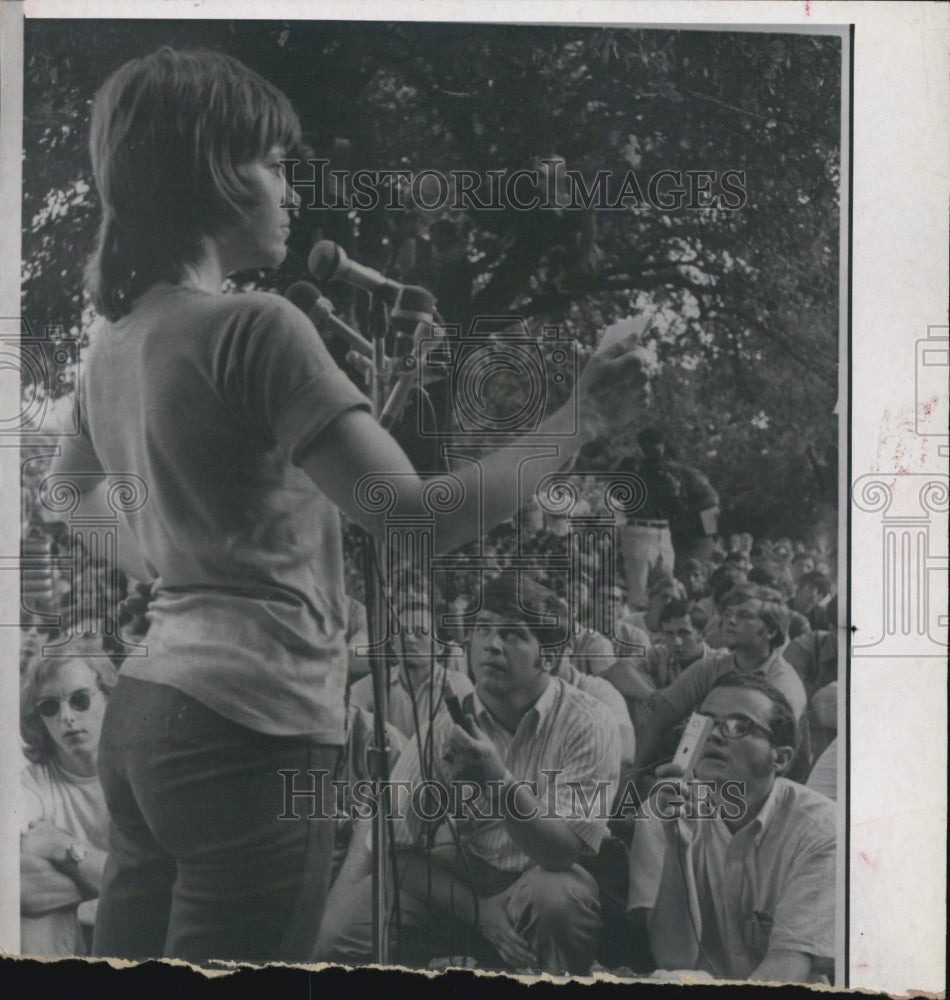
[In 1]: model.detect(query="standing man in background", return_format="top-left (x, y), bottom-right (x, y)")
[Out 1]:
top-left (615, 428), bottom-right (719, 609)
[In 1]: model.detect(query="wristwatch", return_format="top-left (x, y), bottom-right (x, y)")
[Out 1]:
top-left (66, 841), bottom-right (87, 867)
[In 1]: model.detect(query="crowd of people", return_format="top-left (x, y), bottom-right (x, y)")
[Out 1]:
top-left (17, 45), bottom-right (839, 984)
top-left (21, 460), bottom-right (840, 979)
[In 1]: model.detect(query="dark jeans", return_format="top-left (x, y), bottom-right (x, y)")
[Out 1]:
top-left (93, 676), bottom-right (340, 965)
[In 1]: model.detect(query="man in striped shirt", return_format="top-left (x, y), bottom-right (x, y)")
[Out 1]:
top-left (316, 573), bottom-right (621, 974)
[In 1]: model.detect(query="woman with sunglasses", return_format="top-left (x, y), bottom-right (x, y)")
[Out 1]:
top-left (19, 654), bottom-right (116, 957)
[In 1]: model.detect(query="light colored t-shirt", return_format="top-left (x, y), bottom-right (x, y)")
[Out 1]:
top-left (20, 759), bottom-right (109, 957)
top-left (77, 285), bottom-right (371, 739)
top-left (628, 777), bottom-right (836, 980)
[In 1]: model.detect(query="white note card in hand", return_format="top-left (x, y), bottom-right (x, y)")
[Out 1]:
top-left (595, 312), bottom-right (654, 356)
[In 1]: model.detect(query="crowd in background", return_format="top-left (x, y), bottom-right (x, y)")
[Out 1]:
top-left (19, 445), bottom-right (839, 976)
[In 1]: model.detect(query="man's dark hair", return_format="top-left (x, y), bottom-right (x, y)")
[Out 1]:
top-left (798, 570), bottom-right (833, 598)
top-left (709, 670), bottom-right (798, 751)
top-left (467, 571), bottom-right (568, 650)
top-left (637, 427), bottom-right (665, 449)
top-left (709, 564), bottom-right (746, 604)
top-left (659, 598), bottom-right (708, 633)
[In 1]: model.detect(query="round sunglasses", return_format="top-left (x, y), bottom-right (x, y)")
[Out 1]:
top-left (35, 688), bottom-right (99, 718)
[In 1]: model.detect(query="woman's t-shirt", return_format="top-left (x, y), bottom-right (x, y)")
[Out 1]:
top-left (76, 285), bottom-right (371, 739)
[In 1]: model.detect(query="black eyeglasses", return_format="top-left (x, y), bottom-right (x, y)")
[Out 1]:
top-left (708, 713), bottom-right (774, 741)
top-left (35, 689), bottom-right (98, 718)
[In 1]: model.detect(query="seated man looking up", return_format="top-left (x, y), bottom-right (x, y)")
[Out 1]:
top-left (348, 594), bottom-right (469, 739)
top-left (633, 585), bottom-right (806, 775)
top-left (603, 599), bottom-right (708, 734)
top-left (317, 573), bottom-right (621, 975)
top-left (627, 672), bottom-right (836, 982)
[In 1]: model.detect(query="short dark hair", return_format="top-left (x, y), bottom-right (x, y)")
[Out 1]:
top-left (659, 598), bottom-right (708, 633)
top-left (637, 427), bottom-right (665, 448)
top-left (86, 48), bottom-right (301, 319)
top-left (709, 564), bottom-right (746, 604)
top-left (798, 570), bottom-right (833, 598)
top-left (708, 670), bottom-right (798, 751)
top-left (21, 654), bottom-right (118, 764)
top-left (721, 584), bottom-right (789, 650)
top-left (468, 572), bottom-right (568, 650)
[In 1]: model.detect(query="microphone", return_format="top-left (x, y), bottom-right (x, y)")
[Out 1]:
top-left (308, 241), bottom-right (403, 307)
top-left (378, 290), bottom-right (436, 430)
top-left (285, 280), bottom-right (373, 359)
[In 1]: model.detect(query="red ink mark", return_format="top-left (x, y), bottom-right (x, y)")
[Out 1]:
top-left (859, 851), bottom-right (878, 870)
top-left (856, 963), bottom-right (869, 969)
top-left (804, 0), bottom-right (811, 14)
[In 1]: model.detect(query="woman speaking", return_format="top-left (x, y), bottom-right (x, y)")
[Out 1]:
top-left (50, 47), bottom-right (645, 964)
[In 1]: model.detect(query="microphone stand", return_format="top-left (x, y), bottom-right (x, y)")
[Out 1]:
top-left (357, 283), bottom-right (436, 966)
top-left (318, 272), bottom-right (435, 965)
top-left (360, 294), bottom-right (395, 967)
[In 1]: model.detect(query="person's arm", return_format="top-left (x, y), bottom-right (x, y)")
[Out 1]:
top-left (632, 697), bottom-right (682, 773)
top-left (21, 820), bottom-right (107, 899)
top-left (44, 431), bottom-right (105, 494)
top-left (300, 344), bottom-right (648, 554)
top-left (20, 820), bottom-right (108, 912)
top-left (750, 949), bottom-right (813, 982)
top-left (445, 718), bottom-right (588, 871)
top-left (633, 657), bottom-right (714, 771)
top-left (20, 852), bottom-right (85, 915)
top-left (603, 657), bottom-right (658, 700)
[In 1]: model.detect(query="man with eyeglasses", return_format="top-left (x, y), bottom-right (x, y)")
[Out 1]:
top-left (626, 671), bottom-right (836, 982)
top-left (317, 572), bottom-right (621, 974)
top-left (632, 585), bottom-right (806, 775)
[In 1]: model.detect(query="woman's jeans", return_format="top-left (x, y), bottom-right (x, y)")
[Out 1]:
top-left (93, 676), bottom-right (339, 964)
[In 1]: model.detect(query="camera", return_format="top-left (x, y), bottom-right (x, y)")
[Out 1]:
top-left (0, 316), bottom-right (80, 436)
top-left (418, 316), bottom-right (578, 438)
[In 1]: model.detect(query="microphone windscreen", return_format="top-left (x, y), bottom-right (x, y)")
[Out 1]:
top-left (285, 280), bottom-right (319, 314)
top-left (307, 241), bottom-right (343, 282)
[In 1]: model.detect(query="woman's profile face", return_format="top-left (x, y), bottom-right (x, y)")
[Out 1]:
top-left (36, 660), bottom-right (108, 775)
top-left (219, 146), bottom-right (299, 273)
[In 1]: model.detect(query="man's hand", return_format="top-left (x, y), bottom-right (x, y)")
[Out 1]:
top-left (444, 716), bottom-right (508, 787)
top-left (650, 763), bottom-right (696, 820)
top-left (477, 888), bottom-right (535, 969)
top-left (21, 820), bottom-right (75, 865)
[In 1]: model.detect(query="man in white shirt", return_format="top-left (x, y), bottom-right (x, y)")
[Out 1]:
top-left (627, 671), bottom-right (836, 982)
